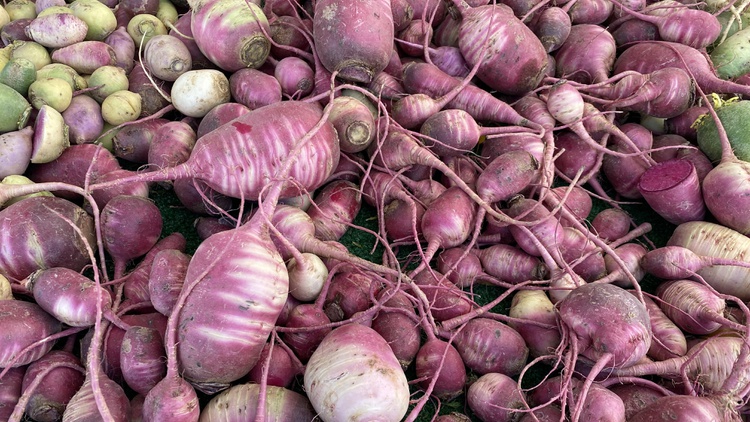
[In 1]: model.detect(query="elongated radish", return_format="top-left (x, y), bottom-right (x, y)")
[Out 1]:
top-left (452, 318), bottom-right (528, 376)
top-left (554, 24), bottom-right (616, 84)
top-left (199, 383), bottom-right (315, 421)
top-left (89, 101), bottom-right (339, 201)
top-left (451, 2), bottom-right (548, 95)
top-left (639, 295), bottom-right (687, 361)
top-left (656, 279), bottom-right (734, 335)
top-left (614, 41), bottom-right (750, 98)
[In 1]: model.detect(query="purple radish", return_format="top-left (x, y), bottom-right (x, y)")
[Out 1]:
top-left (23, 267), bottom-right (113, 327)
top-left (451, 2), bottom-right (548, 96)
top-left (18, 350), bottom-right (84, 422)
top-left (0, 300), bottom-right (61, 368)
top-left (101, 195), bottom-right (163, 278)
top-left (508, 290), bottom-right (561, 358)
top-left (415, 337), bottom-right (467, 400)
top-left (120, 326), bottom-right (167, 395)
top-left (190, 0), bottom-right (270, 72)
top-left (467, 373), bottom-right (526, 422)
top-left (554, 24), bottom-right (616, 83)
top-left (307, 179), bottom-right (361, 242)
top-left (371, 288), bottom-right (421, 369)
top-left (245, 343), bottom-right (300, 388)
top-left (147, 120), bottom-right (196, 171)
top-left (89, 101), bottom-right (340, 202)
top-left (196, 102), bottom-right (251, 138)
top-left (313, 0), bottom-right (393, 83)
top-left (0, 196), bottom-right (95, 282)
top-left (148, 249), bottom-right (190, 316)
top-left (452, 317), bottom-right (529, 376)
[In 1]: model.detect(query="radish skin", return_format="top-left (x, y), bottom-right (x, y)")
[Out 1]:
top-left (304, 323), bottom-right (410, 422)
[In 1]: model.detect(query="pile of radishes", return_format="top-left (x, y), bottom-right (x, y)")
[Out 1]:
top-left (5, 0), bottom-right (750, 420)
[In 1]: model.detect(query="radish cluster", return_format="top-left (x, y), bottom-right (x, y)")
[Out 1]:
top-left (3, 0), bottom-right (750, 421)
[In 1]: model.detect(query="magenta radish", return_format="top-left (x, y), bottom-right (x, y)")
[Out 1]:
top-left (608, 383), bottom-right (667, 419)
top-left (467, 372), bottom-right (526, 422)
top-left (613, 335), bottom-right (746, 397)
top-left (436, 247), bottom-right (487, 288)
top-left (412, 186), bottom-right (478, 273)
top-left (415, 337), bottom-right (467, 400)
top-left (0, 196), bottom-right (96, 282)
top-left (127, 65), bottom-right (171, 117)
top-left (534, 6), bottom-right (572, 52)
top-left (104, 26), bottom-right (136, 73)
top-left (567, 0), bottom-right (613, 24)
top-left (172, 178), bottom-right (234, 217)
top-left (199, 384), bottom-right (316, 421)
top-left (245, 343), bottom-right (300, 388)
top-left (112, 118), bottom-right (170, 164)
top-left (542, 186), bottom-right (593, 228)
top-left (413, 269), bottom-right (474, 322)
top-left (1, 368), bottom-right (29, 420)
top-left (554, 24), bottom-right (616, 83)
top-left (400, 61), bottom-right (537, 129)
top-left (323, 270), bottom-right (378, 322)
top-left (190, 0), bottom-right (270, 72)
top-left (90, 101), bottom-right (339, 201)
top-left (508, 289), bottom-right (561, 358)
top-left (614, 41), bottom-right (750, 98)
top-left (559, 283), bottom-right (652, 368)
top-left (23, 267), bottom-right (113, 327)
top-left (103, 312), bottom-right (168, 383)
top-left (281, 303), bottom-right (332, 362)
top-left (327, 95), bottom-right (376, 153)
top-left (274, 56), bottom-right (314, 98)
top-left (17, 350), bottom-right (84, 422)
top-left (612, 3), bottom-right (721, 49)
top-left (143, 34), bottom-right (192, 82)
top-left (591, 208), bottom-right (631, 242)
top-left (304, 323), bottom-right (410, 422)
top-left (0, 300), bottom-right (61, 368)
top-left (371, 288), bottom-right (421, 369)
top-left (505, 196), bottom-right (565, 265)
top-left (122, 232), bottom-right (186, 305)
top-left (196, 102), bottom-right (250, 138)
top-left (452, 317), bottom-right (528, 376)
top-left (639, 294), bottom-right (687, 361)
top-left (61, 371), bottom-right (131, 422)
top-left (656, 279), bottom-right (732, 335)
top-left (147, 120), bottom-right (196, 171)
top-left (147, 249), bottom-right (190, 316)
top-left (0, 127), bottom-right (33, 179)
top-left (313, 0), bottom-right (393, 83)
top-left (307, 179), bottom-right (361, 242)
top-left (596, 242), bottom-right (648, 287)
top-left (25, 13), bottom-right (88, 48)
top-left (50, 41), bottom-right (117, 74)
top-left (476, 244), bottom-right (547, 284)
top-left (120, 326), bottom-right (167, 395)
top-left (628, 395), bottom-right (722, 421)
top-left (101, 195), bottom-right (163, 277)
top-left (269, 15), bottom-right (313, 60)
top-left (451, 2), bottom-right (548, 96)
top-left (62, 95), bottom-right (104, 145)
top-left (641, 245), bottom-right (750, 281)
